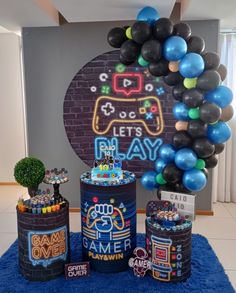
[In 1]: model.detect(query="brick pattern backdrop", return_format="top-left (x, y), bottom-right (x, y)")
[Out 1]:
top-left (63, 50), bottom-right (176, 177)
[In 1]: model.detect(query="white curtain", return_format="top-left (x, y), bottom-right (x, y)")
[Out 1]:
top-left (212, 33), bottom-right (236, 203)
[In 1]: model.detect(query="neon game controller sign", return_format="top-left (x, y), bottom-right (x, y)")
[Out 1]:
top-left (63, 51), bottom-right (176, 176)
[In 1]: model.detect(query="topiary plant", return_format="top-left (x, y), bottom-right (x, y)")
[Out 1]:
top-left (14, 157), bottom-right (45, 197)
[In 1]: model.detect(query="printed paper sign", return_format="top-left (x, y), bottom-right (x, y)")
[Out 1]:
top-left (65, 262), bottom-right (90, 279)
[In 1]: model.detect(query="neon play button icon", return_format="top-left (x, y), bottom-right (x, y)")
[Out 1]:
top-left (112, 73), bottom-right (143, 96)
top-left (123, 78), bottom-right (132, 87)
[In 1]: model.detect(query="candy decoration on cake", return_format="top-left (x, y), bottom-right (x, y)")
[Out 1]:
top-left (80, 146), bottom-right (136, 273)
top-left (14, 157), bottom-right (70, 281)
top-left (107, 7), bottom-right (234, 194)
top-left (145, 200), bottom-right (192, 282)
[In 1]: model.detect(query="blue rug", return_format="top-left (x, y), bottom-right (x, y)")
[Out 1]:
top-left (0, 233), bottom-right (234, 293)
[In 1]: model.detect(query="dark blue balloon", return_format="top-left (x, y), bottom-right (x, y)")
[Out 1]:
top-left (141, 171), bottom-right (158, 191)
top-left (173, 102), bottom-right (190, 121)
top-left (175, 148), bottom-right (198, 170)
top-left (159, 144), bottom-right (176, 163)
top-left (183, 169), bottom-right (207, 192)
top-left (207, 121), bottom-right (232, 144)
top-left (137, 6), bottom-right (159, 25)
top-left (179, 53), bottom-right (205, 78)
top-left (205, 85), bottom-right (233, 108)
top-left (155, 159), bottom-right (166, 173)
top-left (163, 36), bottom-right (187, 61)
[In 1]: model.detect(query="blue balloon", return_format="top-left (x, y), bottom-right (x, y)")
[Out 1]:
top-left (155, 159), bottom-right (166, 173)
top-left (137, 6), bottom-right (159, 25)
top-left (183, 169), bottom-right (207, 192)
top-left (179, 53), bottom-right (205, 78)
top-left (173, 102), bottom-right (190, 121)
top-left (141, 171), bottom-right (158, 191)
top-left (207, 121), bottom-right (232, 144)
top-left (159, 144), bottom-right (176, 163)
top-left (163, 36), bottom-right (187, 61)
top-left (175, 148), bottom-right (197, 171)
top-left (205, 85), bottom-right (233, 108)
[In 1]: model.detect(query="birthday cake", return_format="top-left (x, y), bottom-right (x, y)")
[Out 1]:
top-left (91, 155), bottom-right (123, 182)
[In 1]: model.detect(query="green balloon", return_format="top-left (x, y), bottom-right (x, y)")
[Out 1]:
top-left (183, 78), bottom-right (197, 89)
top-left (188, 108), bottom-right (200, 119)
top-left (195, 159), bottom-right (206, 170)
top-left (138, 55), bottom-right (149, 67)
top-left (156, 173), bottom-right (167, 185)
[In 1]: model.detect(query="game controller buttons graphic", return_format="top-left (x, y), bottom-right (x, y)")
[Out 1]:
top-left (92, 96), bottom-right (164, 136)
top-left (139, 107), bottom-right (146, 114)
top-left (101, 102), bottom-right (115, 116)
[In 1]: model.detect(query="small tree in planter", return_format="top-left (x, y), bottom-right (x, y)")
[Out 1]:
top-left (14, 157), bottom-right (45, 197)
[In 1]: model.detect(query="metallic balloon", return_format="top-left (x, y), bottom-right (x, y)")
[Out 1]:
top-left (183, 169), bottom-right (207, 192)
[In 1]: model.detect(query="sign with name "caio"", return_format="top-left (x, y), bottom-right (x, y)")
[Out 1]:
top-left (161, 191), bottom-right (196, 221)
top-left (65, 262), bottom-right (90, 279)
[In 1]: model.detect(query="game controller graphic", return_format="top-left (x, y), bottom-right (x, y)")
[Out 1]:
top-left (92, 96), bottom-right (164, 136)
top-left (86, 204), bottom-right (125, 234)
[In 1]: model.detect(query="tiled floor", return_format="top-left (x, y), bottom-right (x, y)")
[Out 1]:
top-left (0, 186), bottom-right (236, 289)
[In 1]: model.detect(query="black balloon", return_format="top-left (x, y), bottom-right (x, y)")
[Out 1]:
top-left (119, 54), bottom-right (134, 65)
top-left (203, 52), bottom-right (220, 70)
top-left (131, 21), bottom-right (151, 44)
top-left (202, 168), bottom-right (209, 179)
top-left (163, 164), bottom-right (182, 184)
top-left (148, 59), bottom-right (169, 76)
top-left (157, 184), bottom-right (175, 199)
top-left (172, 83), bottom-right (186, 101)
top-left (187, 120), bottom-right (208, 138)
top-left (217, 64), bottom-right (227, 81)
top-left (187, 36), bottom-right (205, 53)
top-left (172, 131), bottom-right (192, 149)
top-left (214, 143), bottom-right (225, 154)
top-left (205, 155), bottom-right (218, 169)
top-left (193, 138), bottom-right (215, 158)
top-left (197, 70), bottom-right (221, 91)
top-left (182, 89), bottom-right (204, 108)
top-left (174, 182), bottom-right (191, 194)
top-left (107, 27), bottom-right (127, 48)
top-left (141, 39), bottom-right (162, 62)
top-left (173, 22), bottom-right (191, 40)
top-left (153, 18), bottom-right (173, 40)
top-left (120, 40), bottom-right (140, 62)
top-left (164, 72), bottom-right (184, 86)
top-left (199, 103), bottom-right (221, 124)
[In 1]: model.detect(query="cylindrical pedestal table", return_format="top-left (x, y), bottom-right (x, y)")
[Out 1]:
top-left (146, 218), bottom-right (192, 282)
top-left (80, 171), bottom-right (136, 273)
top-left (17, 200), bottom-right (70, 281)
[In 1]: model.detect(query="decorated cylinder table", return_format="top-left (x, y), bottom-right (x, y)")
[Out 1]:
top-left (80, 171), bottom-right (136, 273)
top-left (17, 199), bottom-right (70, 281)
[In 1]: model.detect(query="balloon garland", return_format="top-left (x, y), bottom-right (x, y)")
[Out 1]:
top-left (107, 6), bottom-right (234, 194)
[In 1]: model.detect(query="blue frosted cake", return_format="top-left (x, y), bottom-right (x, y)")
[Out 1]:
top-left (91, 155), bottom-right (123, 182)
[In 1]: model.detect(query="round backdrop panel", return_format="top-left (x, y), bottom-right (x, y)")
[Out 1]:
top-left (63, 50), bottom-right (176, 177)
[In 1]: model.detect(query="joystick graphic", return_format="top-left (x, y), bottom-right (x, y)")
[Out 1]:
top-left (151, 236), bottom-right (172, 281)
top-left (92, 96), bottom-right (164, 136)
top-left (86, 204), bottom-right (125, 237)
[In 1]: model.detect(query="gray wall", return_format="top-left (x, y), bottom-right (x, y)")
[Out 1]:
top-left (23, 20), bottom-right (219, 210)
